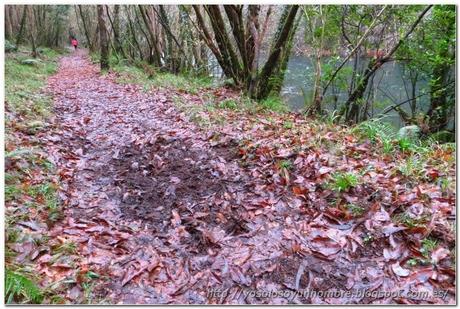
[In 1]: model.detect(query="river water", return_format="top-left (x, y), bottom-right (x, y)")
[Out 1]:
top-left (281, 55), bottom-right (431, 129)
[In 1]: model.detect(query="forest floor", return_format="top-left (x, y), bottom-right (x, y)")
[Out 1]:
top-left (6, 49), bottom-right (456, 304)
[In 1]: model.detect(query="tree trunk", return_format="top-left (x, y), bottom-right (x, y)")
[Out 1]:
top-left (254, 5), bottom-right (299, 100)
top-left (106, 5), bottom-right (126, 59)
top-left (192, 5), bottom-right (233, 79)
top-left (16, 6), bottom-right (27, 46)
top-left (138, 5), bottom-right (162, 67)
top-left (97, 5), bottom-right (109, 70)
top-left (192, 5), bottom-right (298, 100)
top-left (426, 63), bottom-right (452, 132)
top-left (26, 5), bottom-right (38, 57)
top-left (246, 5), bottom-right (261, 96)
top-left (78, 5), bottom-right (94, 51)
top-left (5, 6), bottom-right (13, 40)
top-left (205, 5), bottom-right (243, 84)
top-left (125, 6), bottom-right (144, 60)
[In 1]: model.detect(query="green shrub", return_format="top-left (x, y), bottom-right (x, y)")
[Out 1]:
top-left (430, 130), bottom-right (455, 143)
top-left (398, 137), bottom-right (415, 152)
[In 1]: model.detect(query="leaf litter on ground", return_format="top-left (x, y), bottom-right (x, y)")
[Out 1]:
top-left (7, 49), bottom-right (455, 304)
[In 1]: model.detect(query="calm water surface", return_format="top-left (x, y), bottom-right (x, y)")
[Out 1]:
top-left (281, 55), bottom-right (430, 128)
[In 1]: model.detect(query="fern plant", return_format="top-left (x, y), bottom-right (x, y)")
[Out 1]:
top-left (5, 269), bottom-right (43, 304)
top-left (352, 118), bottom-right (396, 143)
top-left (329, 171), bottom-right (359, 192)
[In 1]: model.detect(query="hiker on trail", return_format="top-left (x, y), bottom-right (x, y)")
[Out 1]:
top-left (71, 38), bottom-right (78, 50)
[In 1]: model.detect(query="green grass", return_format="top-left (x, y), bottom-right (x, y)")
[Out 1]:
top-left (5, 47), bottom-right (61, 119)
top-left (420, 238), bottom-right (438, 257)
top-left (351, 119), bottom-right (402, 155)
top-left (406, 258), bottom-right (418, 267)
top-left (279, 160), bottom-right (292, 170)
top-left (393, 212), bottom-right (428, 228)
top-left (111, 60), bottom-right (291, 114)
top-left (54, 241), bottom-right (77, 255)
top-left (346, 203), bottom-right (365, 217)
top-left (217, 99), bottom-right (238, 110)
top-left (352, 118), bottom-right (396, 143)
top-left (283, 120), bottom-right (294, 129)
top-left (259, 96), bottom-right (288, 113)
top-left (396, 155), bottom-right (425, 180)
top-left (398, 137), bottom-right (415, 152)
top-left (111, 62), bottom-right (213, 94)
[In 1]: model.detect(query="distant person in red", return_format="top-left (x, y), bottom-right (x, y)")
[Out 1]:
top-left (71, 38), bottom-right (78, 50)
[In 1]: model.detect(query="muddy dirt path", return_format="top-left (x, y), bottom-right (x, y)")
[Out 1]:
top-left (43, 51), bottom-right (453, 304)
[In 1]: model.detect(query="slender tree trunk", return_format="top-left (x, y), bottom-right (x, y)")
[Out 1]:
top-left (25, 5), bottom-right (38, 57)
top-left (192, 5), bottom-right (234, 80)
top-left (192, 5), bottom-right (298, 100)
top-left (205, 5), bottom-right (243, 84)
top-left (106, 5), bottom-right (126, 59)
top-left (341, 5), bottom-right (432, 124)
top-left (113, 5), bottom-right (122, 56)
top-left (305, 5), bottom-right (326, 115)
top-left (78, 5), bottom-right (94, 51)
top-left (322, 6), bottom-right (387, 98)
top-left (97, 5), bottom-right (109, 70)
top-left (5, 6), bottom-right (13, 40)
top-left (246, 5), bottom-right (261, 96)
top-left (427, 64), bottom-right (452, 132)
top-left (138, 5), bottom-right (162, 67)
top-left (125, 6), bottom-right (144, 60)
top-left (410, 73), bottom-right (418, 117)
top-left (16, 6), bottom-right (27, 46)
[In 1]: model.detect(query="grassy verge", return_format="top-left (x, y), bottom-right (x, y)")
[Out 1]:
top-left (111, 61), bottom-right (214, 94)
top-left (5, 46), bottom-right (64, 304)
top-left (108, 60), bottom-right (288, 129)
